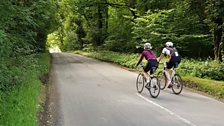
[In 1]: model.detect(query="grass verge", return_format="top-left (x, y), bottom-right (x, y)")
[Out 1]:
top-left (74, 50), bottom-right (224, 100)
top-left (0, 53), bottom-right (50, 126)
top-left (183, 76), bottom-right (224, 99)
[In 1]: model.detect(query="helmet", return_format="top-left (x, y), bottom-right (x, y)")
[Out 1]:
top-left (144, 43), bottom-right (152, 49)
top-left (165, 41), bottom-right (173, 47)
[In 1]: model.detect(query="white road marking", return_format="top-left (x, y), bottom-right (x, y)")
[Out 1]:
top-left (136, 93), bottom-right (197, 126)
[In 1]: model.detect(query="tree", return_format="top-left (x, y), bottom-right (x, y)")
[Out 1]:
top-left (52, 0), bottom-right (220, 59)
top-left (205, 0), bottom-right (224, 62)
top-left (75, 18), bottom-right (86, 49)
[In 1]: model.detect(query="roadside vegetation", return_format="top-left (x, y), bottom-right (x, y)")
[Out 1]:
top-left (0, 1), bottom-right (56, 125)
top-left (0, 53), bottom-right (50, 126)
top-left (74, 50), bottom-right (224, 99)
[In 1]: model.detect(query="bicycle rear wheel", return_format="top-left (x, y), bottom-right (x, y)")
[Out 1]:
top-left (148, 77), bottom-right (160, 98)
top-left (136, 73), bottom-right (145, 93)
top-left (171, 74), bottom-right (183, 95)
top-left (157, 71), bottom-right (167, 90)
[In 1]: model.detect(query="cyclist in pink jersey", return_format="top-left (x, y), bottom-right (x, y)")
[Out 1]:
top-left (136, 43), bottom-right (158, 83)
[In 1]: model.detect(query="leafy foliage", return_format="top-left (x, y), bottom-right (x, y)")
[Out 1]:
top-left (0, 1), bottom-right (57, 124)
top-left (0, 53), bottom-right (50, 126)
top-left (132, 7), bottom-right (212, 57)
top-left (179, 59), bottom-right (224, 80)
top-left (0, 0), bottom-right (57, 90)
top-left (53, 0), bottom-right (223, 61)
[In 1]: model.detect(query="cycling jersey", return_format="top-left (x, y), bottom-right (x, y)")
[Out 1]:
top-left (142, 50), bottom-right (157, 60)
top-left (162, 47), bottom-right (181, 69)
top-left (137, 49), bottom-right (158, 74)
top-left (162, 47), bottom-right (179, 57)
top-left (137, 50), bottom-right (157, 66)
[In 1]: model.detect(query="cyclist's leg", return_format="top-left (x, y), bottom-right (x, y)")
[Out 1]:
top-left (167, 57), bottom-right (181, 88)
top-left (149, 59), bottom-right (158, 88)
top-left (149, 59), bottom-right (158, 75)
top-left (165, 61), bottom-right (173, 87)
top-left (143, 61), bottom-right (151, 83)
top-left (174, 56), bottom-right (181, 68)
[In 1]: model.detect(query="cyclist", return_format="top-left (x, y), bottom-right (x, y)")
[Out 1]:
top-left (157, 41), bottom-right (181, 88)
top-left (136, 43), bottom-right (158, 84)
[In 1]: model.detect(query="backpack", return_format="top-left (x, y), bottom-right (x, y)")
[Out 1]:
top-left (166, 47), bottom-right (179, 57)
top-left (147, 50), bottom-right (156, 58)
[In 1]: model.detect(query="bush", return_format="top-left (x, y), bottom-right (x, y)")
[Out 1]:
top-left (179, 59), bottom-right (224, 80)
top-left (0, 53), bottom-right (50, 126)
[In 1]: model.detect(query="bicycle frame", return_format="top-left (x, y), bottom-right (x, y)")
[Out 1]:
top-left (170, 68), bottom-right (176, 80)
top-left (158, 62), bottom-right (184, 94)
top-left (138, 65), bottom-right (154, 78)
top-left (162, 62), bottom-right (176, 81)
top-left (136, 64), bottom-right (160, 98)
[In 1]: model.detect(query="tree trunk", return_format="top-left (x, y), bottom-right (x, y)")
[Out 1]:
top-left (219, 41), bottom-right (223, 62)
top-left (104, 1), bottom-right (109, 41)
top-left (78, 38), bottom-right (84, 49)
top-left (222, 42), bottom-right (224, 61)
top-left (59, 27), bottom-right (64, 47)
top-left (36, 31), bottom-right (46, 52)
top-left (214, 21), bottom-right (222, 62)
top-left (128, 0), bottom-right (137, 19)
top-left (75, 19), bottom-right (86, 49)
top-left (97, 5), bottom-right (103, 46)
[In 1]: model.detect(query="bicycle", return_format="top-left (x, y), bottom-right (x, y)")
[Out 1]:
top-left (157, 62), bottom-right (183, 95)
top-left (136, 65), bottom-right (160, 98)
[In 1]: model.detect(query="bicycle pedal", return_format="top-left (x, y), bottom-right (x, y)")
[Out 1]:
top-left (167, 84), bottom-right (173, 88)
top-left (145, 84), bottom-right (150, 89)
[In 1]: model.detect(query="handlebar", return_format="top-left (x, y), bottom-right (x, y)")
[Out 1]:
top-left (158, 62), bottom-right (167, 67)
top-left (136, 64), bottom-right (144, 70)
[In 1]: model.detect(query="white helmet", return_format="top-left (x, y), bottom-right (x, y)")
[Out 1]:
top-left (144, 43), bottom-right (152, 49)
top-left (165, 41), bottom-right (173, 47)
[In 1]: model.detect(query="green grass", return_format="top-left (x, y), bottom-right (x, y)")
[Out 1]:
top-left (74, 50), bottom-right (224, 99)
top-left (0, 53), bottom-right (50, 126)
top-left (183, 76), bottom-right (224, 98)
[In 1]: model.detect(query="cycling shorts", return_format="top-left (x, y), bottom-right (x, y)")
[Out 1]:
top-left (166, 56), bottom-right (181, 69)
top-left (144, 59), bottom-right (158, 74)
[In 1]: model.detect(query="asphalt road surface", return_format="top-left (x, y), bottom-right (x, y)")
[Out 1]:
top-left (50, 53), bottom-right (224, 126)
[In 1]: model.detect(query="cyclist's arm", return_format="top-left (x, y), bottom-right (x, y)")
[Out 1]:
top-left (158, 53), bottom-right (164, 63)
top-left (158, 48), bottom-right (166, 62)
top-left (136, 54), bottom-right (144, 66)
top-left (158, 48), bottom-right (172, 62)
top-left (158, 53), bottom-right (172, 62)
top-left (167, 54), bottom-right (172, 60)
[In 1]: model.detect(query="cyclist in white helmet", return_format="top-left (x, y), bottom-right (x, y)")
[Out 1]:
top-left (136, 42), bottom-right (158, 84)
top-left (158, 41), bottom-right (181, 88)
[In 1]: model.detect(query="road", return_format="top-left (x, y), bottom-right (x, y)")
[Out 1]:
top-left (49, 53), bottom-right (224, 126)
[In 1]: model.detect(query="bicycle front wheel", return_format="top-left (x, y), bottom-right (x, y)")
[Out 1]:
top-left (157, 71), bottom-right (167, 90)
top-left (136, 73), bottom-right (145, 93)
top-left (171, 74), bottom-right (183, 95)
top-left (148, 77), bottom-right (160, 98)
